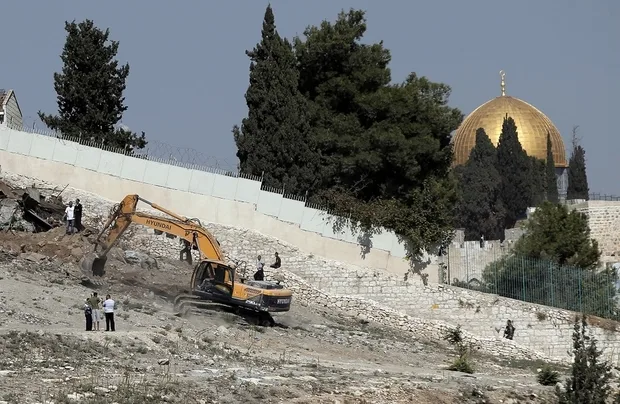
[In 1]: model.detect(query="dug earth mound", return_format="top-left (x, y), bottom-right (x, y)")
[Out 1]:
top-left (0, 172), bottom-right (566, 403)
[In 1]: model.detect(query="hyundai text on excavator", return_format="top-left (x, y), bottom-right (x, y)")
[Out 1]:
top-left (79, 194), bottom-right (293, 326)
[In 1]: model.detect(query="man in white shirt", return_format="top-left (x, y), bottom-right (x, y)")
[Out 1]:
top-left (102, 294), bottom-right (116, 332)
top-left (63, 201), bottom-right (75, 235)
top-left (254, 255), bottom-right (265, 281)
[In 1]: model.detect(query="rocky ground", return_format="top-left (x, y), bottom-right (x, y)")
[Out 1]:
top-left (0, 229), bottom-right (567, 403)
top-left (0, 180), bottom-right (568, 403)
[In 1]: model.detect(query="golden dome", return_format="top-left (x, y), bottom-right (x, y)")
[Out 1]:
top-left (452, 72), bottom-right (567, 168)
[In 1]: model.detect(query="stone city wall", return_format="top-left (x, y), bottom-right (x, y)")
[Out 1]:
top-left (3, 170), bottom-right (620, 365)
top-left (445, 241), bottom-right (510, 284)
top-left (570, 201), bottom-right (620, 258)
top-left (444, 228), bottom-right (523, 284)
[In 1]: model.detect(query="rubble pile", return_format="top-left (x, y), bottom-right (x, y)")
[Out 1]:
top-left (0, 179), bottom-right (68, 232)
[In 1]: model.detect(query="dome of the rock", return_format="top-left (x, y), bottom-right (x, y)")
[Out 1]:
top-left (452, 72), bottom-right (567, 168)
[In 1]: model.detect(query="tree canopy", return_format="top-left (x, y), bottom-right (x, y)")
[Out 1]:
top-left (235, 8), bottom-right (463, 257)
top-left (38, 19), bottom-right (146, 152)
top-left (545, 133), bottom-right (559, 203)
top-left (233, 5), bottom-right (317, 194)
top-left (567, 127), bottom-right (590, 200)
top-left (457, 128), bottom-right (504, 241)
top-left (514, 202), bottom-right (600, 269)
top-left (495, 116), bottom-right (532, 229)
top-left (296, 10), bottom-right (463, 257)
top-left (528, 156), bottom-right (547, 207)
top-left (456, 119), bottom-right (556, 238)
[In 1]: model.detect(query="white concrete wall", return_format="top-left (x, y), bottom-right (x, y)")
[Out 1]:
top-left (0, 126), bottom-right (420, 278)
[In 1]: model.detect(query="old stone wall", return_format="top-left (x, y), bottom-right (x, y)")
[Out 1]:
top-left (445, 229), bottom-right (523, 283)
top-left (570, 201), bottom-right (620, 258)
top-left (4, 170), bottom-right (620, 365)
top-left (445, 241), bottom-right (510, 284)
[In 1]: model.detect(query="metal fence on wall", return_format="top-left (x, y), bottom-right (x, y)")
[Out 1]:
top-left (14, 119), bottom-right (239, 173)
top-left (560, 192), bottom-right (620, 203)
top-left (442, 246), bottom-right (620, 320)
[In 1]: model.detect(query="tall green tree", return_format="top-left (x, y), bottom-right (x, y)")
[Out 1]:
top-left (514, 201), bottom-right (600, 269)
top-left (38, 19), bottom-right (146, 152)
top-left (567, 126), bottom-right (590, 200)
top-left (528, 156), bottom-right (546, 207)
top-left (233, 5), bottom-right (317, 193)
top-left (458, 128), bottom-right (504, 241)
top-left (495, 116), bottom-right (531, 229)
top-left (557, 315), bottom-right (613, 403)
top-left (545, 133), bottom-right (559, 203)
top-left (292, 9), bottom-right (463, 257)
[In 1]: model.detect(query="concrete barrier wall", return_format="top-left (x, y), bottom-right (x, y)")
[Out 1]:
top-left (0, 126), bottom-right (416, 276)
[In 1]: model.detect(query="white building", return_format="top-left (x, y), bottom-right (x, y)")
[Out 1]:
top-left (0, 89), bottom-right (23, 130)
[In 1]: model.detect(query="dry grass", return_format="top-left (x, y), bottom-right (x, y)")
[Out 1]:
top-left (586, 315), bottom-right (619, 332)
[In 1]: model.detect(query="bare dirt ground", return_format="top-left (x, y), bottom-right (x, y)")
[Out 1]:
top-left (0, 226), bottom-right (564, 403)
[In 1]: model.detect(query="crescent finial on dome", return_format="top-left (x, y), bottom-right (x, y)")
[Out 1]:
top-left (499, 70), bottom-right (506, 96)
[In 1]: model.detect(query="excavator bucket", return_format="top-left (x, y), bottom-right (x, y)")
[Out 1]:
top-left (80, 252), bottom-right (108, 277)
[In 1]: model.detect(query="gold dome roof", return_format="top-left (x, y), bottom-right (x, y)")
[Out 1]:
top-left (452, 72), bottom-right (567, 168)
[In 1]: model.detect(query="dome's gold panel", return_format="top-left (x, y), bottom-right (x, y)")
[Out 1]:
top-left (452, 96), bottom-right (567, 168)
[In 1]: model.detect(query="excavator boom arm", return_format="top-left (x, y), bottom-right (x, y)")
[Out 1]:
top-left (92, 194), bottom-right (223, 261)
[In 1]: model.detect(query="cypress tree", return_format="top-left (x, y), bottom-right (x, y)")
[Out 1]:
top-left (545, 133), bottom-right (559, 203)
top-left (496, 116), bottom-right (531, 229)
top-left (528, 156), bottom-right (546, 207)
top-left (458, 128), bottom-right (504, 241)
top-left (38, 19), bottom-right (146, 152)
top-left (556, 315), bottom-right (613, 403)
top-left (567, 127), bottom-right (589, 200)
top-left (233, 5), bottom-right (317, 194)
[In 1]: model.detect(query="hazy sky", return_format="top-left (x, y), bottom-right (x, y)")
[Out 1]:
top-left (2, 1), bottom-right (618, 194)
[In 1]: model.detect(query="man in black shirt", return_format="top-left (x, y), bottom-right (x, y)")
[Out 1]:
top-left (270, 252), bottom-right (281, 269)
top-left (74, 199), bottom-right (83, 232)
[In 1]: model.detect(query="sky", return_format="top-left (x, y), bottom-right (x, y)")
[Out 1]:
top-left (2, 0), bottom-right (618, 194)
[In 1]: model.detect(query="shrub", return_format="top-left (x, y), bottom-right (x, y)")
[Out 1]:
top-left (537, 364), bottom-right (560, 386)
top-left (442, 325), bottom-right (475, 374)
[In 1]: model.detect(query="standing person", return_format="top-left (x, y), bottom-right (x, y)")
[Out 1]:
top-left (63, 201), bottom-right (75, 235)
top-left (74, 199), bottom-right (83, 232)
top-left (253, 255), bottom-right (265, 281)
top-left (87, 292), bottom-right (102, 331)
top-left (270, 252), bottom-right (281, 269)
top-left (84, 301), bottom-right (93, 331)
top-left (103, 294), bottom-right (116, 332)
top-left (179, 239), bottom-right (192, 265)
top-left (503, 320), bottom-right (515, 340)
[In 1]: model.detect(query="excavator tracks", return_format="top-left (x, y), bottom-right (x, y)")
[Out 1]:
top-left (173, 294), bottom-right (276, 327)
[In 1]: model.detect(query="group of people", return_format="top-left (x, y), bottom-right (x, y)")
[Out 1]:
top-left (84, 292), bottom-right (117, 332)
top-left (253, 252), bottom-right (281, 281)
top-left (62, 198), bottom-right (83, 235)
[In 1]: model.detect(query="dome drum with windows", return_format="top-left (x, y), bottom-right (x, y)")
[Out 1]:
top-left (451, 71), bottom-right (568, 194)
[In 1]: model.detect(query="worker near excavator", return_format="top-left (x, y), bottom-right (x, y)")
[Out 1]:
top-left (270, 252), bottom-right (281, 269)
top-left (74, 199), bottom-right (83, 232)
top-left (83, 301), bottom-right (93, 331)
top-left (86, 292), bottom-right (102, 331)
top-left (254, 255), bottom-right (265, 281)
top-left (180, 239), bottom-right (192, 265)
top-left (63, 201), bottom-right (75, 235)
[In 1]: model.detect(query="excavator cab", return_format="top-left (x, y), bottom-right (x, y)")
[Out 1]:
top-left (193, 261), bottom-right (233, 298)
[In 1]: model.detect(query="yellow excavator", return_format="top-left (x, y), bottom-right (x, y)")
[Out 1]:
top-left (80, 194), bottom-right (293, 326)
